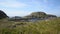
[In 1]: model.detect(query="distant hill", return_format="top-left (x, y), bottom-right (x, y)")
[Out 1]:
top-left (24, 11), bottom-right (57, 19)
top-left (24, 12), bottom-right (46, 18)
top-left (8, 11), bottom-right (57, 22)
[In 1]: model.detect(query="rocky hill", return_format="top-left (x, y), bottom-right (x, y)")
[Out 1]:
top-left (24, 11), bottom-right (57, 19)
top-left (0, 10), bottom-right (8, 19)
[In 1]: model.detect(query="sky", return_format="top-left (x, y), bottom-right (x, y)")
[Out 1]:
top-left (0, 0), bottom-right (60, 17)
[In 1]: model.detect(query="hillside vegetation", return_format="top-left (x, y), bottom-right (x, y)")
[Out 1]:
top-left (0, 18), bottom-right (60, 34)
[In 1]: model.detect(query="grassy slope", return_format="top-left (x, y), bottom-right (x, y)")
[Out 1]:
top-left (0, 18), bottom-right (60, 34)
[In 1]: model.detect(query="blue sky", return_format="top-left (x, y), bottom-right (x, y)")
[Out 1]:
top-left (0, 0), bottom-right (60, 17)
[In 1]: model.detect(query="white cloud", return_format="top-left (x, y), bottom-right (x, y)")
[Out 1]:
top-left (0, 0), bottom-right (28, 8)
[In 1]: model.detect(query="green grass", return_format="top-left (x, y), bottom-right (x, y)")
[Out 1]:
top-left (0, 18), bottom-right (60, 34)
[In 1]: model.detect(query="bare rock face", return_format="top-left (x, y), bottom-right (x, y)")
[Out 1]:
top-left (0, 10), bottom-right (8, 19)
